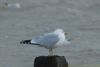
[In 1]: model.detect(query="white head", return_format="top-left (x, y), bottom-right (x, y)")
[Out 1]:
top-left (54, 29), bottom-right (68, 35)
top-left (54, 29), bottom-right (66, 34)
top-left (54, 29), bottom-right (64, 33)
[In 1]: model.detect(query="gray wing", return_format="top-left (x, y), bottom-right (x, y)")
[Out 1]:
top-left (31, 33), bottom-right (59, 46)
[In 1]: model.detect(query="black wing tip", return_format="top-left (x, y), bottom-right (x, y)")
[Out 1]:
top-left (20, 40), bottom-right (31, 44)
top-left (20, 40), bottom-right (41, 45)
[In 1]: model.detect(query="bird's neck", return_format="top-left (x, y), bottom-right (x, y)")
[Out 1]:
top-left (58, 33), bottom-right (65, 40)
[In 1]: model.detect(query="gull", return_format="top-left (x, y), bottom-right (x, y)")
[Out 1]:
top-left (20, 29), bottom-right (71, 55)
top-left (4, 2), bottom-right (20, 8)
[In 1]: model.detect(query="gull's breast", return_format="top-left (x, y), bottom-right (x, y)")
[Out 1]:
top-left (55, 33), bottom-right (65, 47)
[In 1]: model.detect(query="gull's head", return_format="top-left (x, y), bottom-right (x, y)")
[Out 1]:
top-left (54, 29), bottom-right (68, 35)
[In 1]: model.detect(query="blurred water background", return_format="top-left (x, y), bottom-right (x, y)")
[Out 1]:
top-left (0, 0), bottom-right (100, 67)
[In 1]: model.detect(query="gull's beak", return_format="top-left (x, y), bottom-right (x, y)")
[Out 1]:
top-left (64, 32), bottom-right (68, 35)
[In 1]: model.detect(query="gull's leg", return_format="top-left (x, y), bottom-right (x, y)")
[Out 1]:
top-left (49, 49), bottom-right (53, 56)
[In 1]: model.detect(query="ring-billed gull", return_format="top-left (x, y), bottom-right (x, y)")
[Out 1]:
top-left (20, 29), bottom-right (71, 55)
top-left (4, 2), bottom-right (20, 8)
